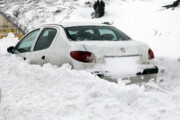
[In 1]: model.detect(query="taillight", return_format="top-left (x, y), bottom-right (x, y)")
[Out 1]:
top-left (148, 49), bottom-right (154, 60)
top-left (70, 51), bottom-right (95, 63)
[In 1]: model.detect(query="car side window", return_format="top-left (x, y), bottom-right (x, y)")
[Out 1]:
top-left (15, 29), bottom-right (40, 53)
top-left (34, 28), bottom-right (57, 51)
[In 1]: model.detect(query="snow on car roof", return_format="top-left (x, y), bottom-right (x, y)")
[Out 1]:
top-left (43, 22), bottom-right (110, 28)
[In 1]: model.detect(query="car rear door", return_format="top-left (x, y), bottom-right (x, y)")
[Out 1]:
top-left (29, 27), bottom-right (58, 65)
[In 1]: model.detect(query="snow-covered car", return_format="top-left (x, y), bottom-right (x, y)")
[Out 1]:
top-left (7, 22), bottom-right (158, 82)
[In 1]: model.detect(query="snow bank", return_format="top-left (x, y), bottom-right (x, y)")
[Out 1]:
top-left (0, 33), bottom-right (18, 55)
top-left (0, 0), bottom-right (180, 119)
top-left (0, 31), bottom-right (180, 120)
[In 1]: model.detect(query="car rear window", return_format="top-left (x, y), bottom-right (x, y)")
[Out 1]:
top-left (65, 26), bottom-right (131, 41)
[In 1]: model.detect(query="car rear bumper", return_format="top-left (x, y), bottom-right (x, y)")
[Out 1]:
top-left (92, 66), bottom-right (159, 84)
top-left (136, 66), bottom-right (158, 75)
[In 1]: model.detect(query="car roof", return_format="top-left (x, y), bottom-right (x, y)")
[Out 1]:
top-left (42, 22), bottom-right (111, 28)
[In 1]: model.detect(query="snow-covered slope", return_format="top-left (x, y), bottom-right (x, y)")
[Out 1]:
top-left (0, 0), bottom-right (180, 120)
top-left (0, 0), bottom-right (179, 58)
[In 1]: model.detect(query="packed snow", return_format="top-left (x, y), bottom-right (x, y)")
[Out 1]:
top-left (0, 0), bottom-right (180, 120)
top-left (0, 33), bottom-right (180, 120)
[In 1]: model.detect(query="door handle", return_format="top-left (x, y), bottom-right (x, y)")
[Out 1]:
top-left (41, 56), bottom-right (45, 60)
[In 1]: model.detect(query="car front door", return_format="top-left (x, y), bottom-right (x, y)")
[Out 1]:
top-left (29, 27), bottom-right (57, 65)
top-left (14, 29), bottom-right (40, 60)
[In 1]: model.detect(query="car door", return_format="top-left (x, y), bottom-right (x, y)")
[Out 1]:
top-left (29, 27), bottom-right (57, 65)
top-left (14, 29), bottom-right (40, 60)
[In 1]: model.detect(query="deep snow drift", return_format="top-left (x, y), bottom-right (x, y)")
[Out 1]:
top-left (0, 0), bottom-right (180, 120)
top-left (0, 33), bottom-right (180, 120)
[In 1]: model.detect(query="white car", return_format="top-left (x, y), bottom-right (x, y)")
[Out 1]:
top-left (7, 22), bottom-right (158, 83)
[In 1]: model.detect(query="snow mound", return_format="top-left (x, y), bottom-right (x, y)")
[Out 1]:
top-left (0, 32), bottom-right (180, 120)
top-left (0, 33), bottom-right (18, 55)
top-left (0, 0), bottom-right (180, 119)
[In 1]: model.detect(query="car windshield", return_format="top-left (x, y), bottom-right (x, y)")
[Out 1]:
top-left (65, 26), bottom-right (131, 41)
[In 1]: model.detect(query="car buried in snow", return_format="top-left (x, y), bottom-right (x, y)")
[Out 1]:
top-left (7, 22), bottom-right (158, 83)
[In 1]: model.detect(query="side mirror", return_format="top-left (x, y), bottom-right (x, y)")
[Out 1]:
top-left (7, 46), bottom-right (15, 54)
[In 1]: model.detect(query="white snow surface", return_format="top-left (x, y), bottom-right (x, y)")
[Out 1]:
top-left (0, 0), bottom-right (180, 120)
top-left (0, 33), bottom-right (180, 120)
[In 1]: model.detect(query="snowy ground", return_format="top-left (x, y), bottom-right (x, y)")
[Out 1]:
top-left (0, 0), bottom-right (180, 120)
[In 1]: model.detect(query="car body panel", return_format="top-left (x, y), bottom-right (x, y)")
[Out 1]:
top-left (29, 27), bottom-right (59, 65)
top-left (73, 40), bottom-right (149, 64)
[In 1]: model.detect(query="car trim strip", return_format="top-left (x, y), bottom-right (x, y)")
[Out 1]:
top-left (104, 54), bottom-right (142, 58)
